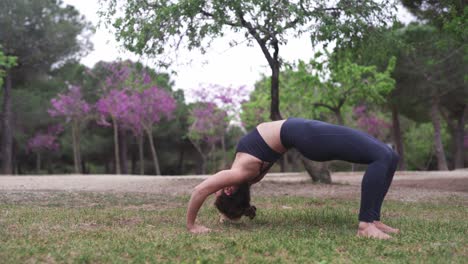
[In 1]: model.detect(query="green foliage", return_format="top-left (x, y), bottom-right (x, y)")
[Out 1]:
top-left (401, 0), bottom-right (466, 30)
top-left (404, 122), bottom-right (450, 170)
top-left (241, 71), bottom-right (320, 130)
top-left (300, 52), bottom-right (396, 110)
top-left (100, 0), bottom-right (396, 65)
top-left (242, 53), bottom-right (396, 127)
top-left (0, 47), bottom-right (17, 86)
top-left (0, 0), bottom-right (93, 80)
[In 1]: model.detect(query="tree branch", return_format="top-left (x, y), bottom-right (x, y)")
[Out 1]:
top-left (200, 9), bottom-right (238, 27)
top-left (234, 9), bottom-right (275, 69)
top-left (312, 102), bottom-right (336, 111)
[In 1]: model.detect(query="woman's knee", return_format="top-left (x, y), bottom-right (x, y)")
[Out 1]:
top-left (377, 147), bottom-right (398, 166)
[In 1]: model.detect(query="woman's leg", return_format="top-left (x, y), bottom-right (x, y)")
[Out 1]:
top-left (373, 151), bottom-right (400, 234)
top-left (283, 119), bottom-right (399, 239)
top-left (374, 150), bottom-right (399, 221)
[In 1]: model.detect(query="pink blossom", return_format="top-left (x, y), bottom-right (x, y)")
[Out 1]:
top-left (48, 85), bottom-right (91, 122)
top-left (96, 87), bottom-right (176, 136)
top-left (189, 102), bottom-right (228, 145)
top-left (96, 89), bottom-right (131, 121)
top-left (27, 124), bottom-right (64, 153)
top-left (353, 105), bottom-right (391, 139)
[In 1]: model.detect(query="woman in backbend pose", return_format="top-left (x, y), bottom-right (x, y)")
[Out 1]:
top-left (186, 118), bottom-right (400, 239)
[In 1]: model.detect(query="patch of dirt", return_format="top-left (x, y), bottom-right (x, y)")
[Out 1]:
top-left (392, 178), bottom-right (468, 192)
top-left (0, 172), bottom-right (466, 205)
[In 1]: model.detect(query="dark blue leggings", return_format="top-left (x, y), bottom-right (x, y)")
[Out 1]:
top-left (281, 118), bottom-right (399, 222)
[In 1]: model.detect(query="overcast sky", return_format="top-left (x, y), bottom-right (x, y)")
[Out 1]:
top-left (63, 0), bottom-right (415, 99)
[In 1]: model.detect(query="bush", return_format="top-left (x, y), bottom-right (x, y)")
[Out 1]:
top-left (404, 122), bottom-right (450, 170)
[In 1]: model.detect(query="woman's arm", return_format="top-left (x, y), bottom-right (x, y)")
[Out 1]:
top-left (186, 169), bottom-right (250, 233)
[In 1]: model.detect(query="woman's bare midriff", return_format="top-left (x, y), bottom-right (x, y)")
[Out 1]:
top-left (256, 120), bottom-right (287, 153)
top-left (230, 120), bottom-right (287, 180)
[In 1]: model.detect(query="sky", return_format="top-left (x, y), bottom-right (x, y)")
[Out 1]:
top-left (62, 0), bottom-right (415, 99)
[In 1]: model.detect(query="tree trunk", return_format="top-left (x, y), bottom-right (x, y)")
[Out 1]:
top-left (454, 104), bottom-right (467, 169)
top-left (105, 161), bottom-right (110, 174)
top-left (334, 110), bottom-right (344, 125)
top-left (36, 152), bottom-right (41, 173)
top-left (71, 121), bottom-right (82, 174)
top-left (300, 156), bottom-right (331, 183)
top-left (131, 148), bottom-right (137, 174)
top-left (1, 71), bottom-right (13, 175)
top-left (76, 124), bottom-right (82, 173)
top-left (270, 62), bottom-right (282, 121)
top-left (138, 134), bottom-right (144, 175)
top-left (391, 104), bottom-right (406, 170)
top-left (112, 118), bottom-right (121, 174)
top-left (17, 159), bottom-right (22, 175)
top-left (200, 155), bottom-right (206, 175)
top-left (145, 128), bottom-right (161, 175)
top-left (221, 134), bottom-right (227, 169)
top-left (12, 137), bottom-right (17, 175)
top-left (118, 128), bottom-right (128, 174)
top-left (281, 152), bottom-right (290, 172)
top-left (81, 159), bottom-right (87, 174)
top-left (430, 97), bottom-right (449, 170)
top-left (178, 146), bottom-right (185, 175)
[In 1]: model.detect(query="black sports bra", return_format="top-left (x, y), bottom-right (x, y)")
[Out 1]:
top-left (236, 128), bottom-right (283, 163)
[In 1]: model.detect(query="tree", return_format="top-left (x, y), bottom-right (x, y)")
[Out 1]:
top-left (335, 24), bottom-right (410, 169)
top-left (96, 89), bottom-right (131, 174)
top-left (191, 84), bottom-right (249, 168)
top-left (0, 48), bottom-right (17, 87)
top-left (353, 105), bottom-right (392, 140)
top-left (95, 60), bottom-right (177, 175)
top-left (400, 1), bottom-right (467, 170)
top-left (0, 0), bottom-right (93, 174)
top-left (97, 87), bottom-right (176, 175)
top-left (26, 124), bottom-right (63, 173)
top-left (401, 0), bottom-right (466, 29)
top-left (395, 24), bottom-right (466, 170)
top-left (49, 85), bottom-right (91, 173)
top-left (129, 87), bottom-right (176, 175)
top-left (291, 53), bottom-right (396, 125)
top-left (188, 102), bottom-right (228, 174)
top-left (100, 0), bottom-right (396, 121)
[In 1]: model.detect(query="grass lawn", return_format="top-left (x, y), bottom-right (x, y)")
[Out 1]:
top-left (0, 191), bottom-right (466, 263)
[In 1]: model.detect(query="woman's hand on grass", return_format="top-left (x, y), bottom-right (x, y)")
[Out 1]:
top-left (188, 224), bottom-right (211, 234)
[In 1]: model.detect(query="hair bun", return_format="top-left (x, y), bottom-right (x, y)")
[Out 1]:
top-left (244, 205), bottom-right (256, 219)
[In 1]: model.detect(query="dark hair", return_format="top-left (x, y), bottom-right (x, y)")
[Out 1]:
top-left (214, 182), bottom-right (256, 220)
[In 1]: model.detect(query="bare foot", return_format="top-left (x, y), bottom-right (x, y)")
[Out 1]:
top-left (374, 221), bottom-right (399, 234)
top-left (357, 222), bottom-right (391, 240)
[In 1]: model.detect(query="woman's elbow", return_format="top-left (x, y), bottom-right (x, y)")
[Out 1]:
top-left (192, 184), bottom-right (211, 198)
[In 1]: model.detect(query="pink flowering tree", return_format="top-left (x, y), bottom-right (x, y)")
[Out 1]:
top-left (95, 61), bottom-right (175, 175)
top-left (97, 86), bottom-right (176, 175)
top-left (48, 85), bottom-right (91, 173)
top-left (27, 124), bottom-right (64, 173)
top-left (192, 84), bottom-right (250, 121)
top-left (188, 102), bottom-right (228, 174)
top-left (96, 89), bottom-right (131, 174)
top-left (353, 105), bottom-right (391, 140)
top-left (120, 92), bottom-right (146, 175)
top-left (190, 84), bottom-right (249, 169)
top-left (131, 87), bottom-right (176, 175)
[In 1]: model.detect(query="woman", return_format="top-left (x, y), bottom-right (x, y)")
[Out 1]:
top-left (186, 118), bottom-right (400, 239)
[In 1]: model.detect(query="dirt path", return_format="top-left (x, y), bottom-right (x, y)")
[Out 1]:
top-left (0, 171), bottom-right (466, 203)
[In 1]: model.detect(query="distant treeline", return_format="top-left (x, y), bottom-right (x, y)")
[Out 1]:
top-left (0, 0), bottom-right (466, 175)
